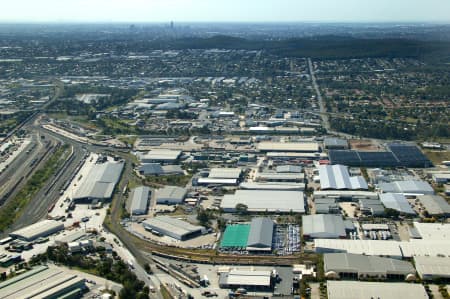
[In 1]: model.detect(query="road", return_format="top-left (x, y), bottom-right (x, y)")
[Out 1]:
top-left (308, 58), bottom-right (330, 131)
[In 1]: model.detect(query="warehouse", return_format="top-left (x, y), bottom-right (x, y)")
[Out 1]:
top-left (324, 253), bottom-right (416, 280)
top-left (412, 222), bottom-right (450, 240)
top-left (208, 168), bottom-right (242, 179)
top-left (9, 220), bottom-right (64, 241)
top-left (324, 137), bottom-right (349, 150)
top-left (240, 182), bottom-right (305, 191)
top-left (378, 180), bottom-right (434, 195)
top-left (302, 215), bottom-right (352, 239)
top-left (194, 178), bottom-right (238, 186)
top-left (246, 218), bottom-right (274, 252)
top-left (379, 193), bottom-right (416, 215)
top-left (417, 195), bottom-right (450, 217)
top-left (220, 224), bottom-right (251, 250)
top-left (0, 265), bottom-right (87, 299)
top-left (275, 165), bottom-right (302, 173)
top-left (318, 165), bottom-right (368, 190)
top-left (138, 149), bottom-right (182, 163)
top-left (129, 186), bottom-right (150, 215)
top-left (138, 163), bottom-right (183, 176)
top-left (267, 152), bottom-right (327, 161)
top-left (73, 161), bottom-right (124, 202)
top-left (314, 198), bottom-right (340, 214)
top-left (256, 172), bottom-right (304, 182)
top-left (313, 190), bottom-right (378, 201)
top-left (414, 256), bottom-right (450, 280)
top-left (314, 239), bottom-right (404, 258)
top-left (257, 142), bottom-right (319, 153)
top-left (221, 190), bottom-right (305, 213)
top-left (326, 281), bottom-right (428, 299)
top-left (358, 199), bottom-right (385, 216)
top-left (142, 216), bottom-right (204, 240)
top-left (155, 186), bottom-right (186, 205)
top-left (219, 269), bottom-right (273, 291)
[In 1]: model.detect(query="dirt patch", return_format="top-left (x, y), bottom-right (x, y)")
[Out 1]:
top-left (349, 139), bottom-right (382, 151)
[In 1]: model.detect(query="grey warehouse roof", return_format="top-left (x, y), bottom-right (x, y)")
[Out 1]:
top-left (414, 256), bottom-right (450, 279)
top-left (276, 165), bottom-right (302, 173)
top-left (9, 220), bottom-right (64, 241)
top-left (143, 216), bottom-right (203, 238)
top-left (74, 161), bottom-right (124, 200)
top-left (417, 195), bottom-right (450, 216)
top-left (302, 215), bottom-right (347, 239)
top-left (130, 186), bottom-right (150, 215)
top-left (246, 217), bottom-right (274, 250)
top-left (324, 253), bottom-right (415, 276)
top-left (379, 193), bottom-right (416, 215)
top-left (209, 168), bottom-right (242, 179)
top-left (319, 165), bottom-right (368, 190)
top-left (379, 180), bottom-right (434, 195)
top-left (324, 137), bottom-right (348, 148)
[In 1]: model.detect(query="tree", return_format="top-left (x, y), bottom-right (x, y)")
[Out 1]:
top-left (197, 207), bottom-right (211, 227)
top-left (235, 203), bottom-right (248, 215)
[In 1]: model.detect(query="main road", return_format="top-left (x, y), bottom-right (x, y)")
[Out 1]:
top-left (308, 58), bottom-right (330, 131)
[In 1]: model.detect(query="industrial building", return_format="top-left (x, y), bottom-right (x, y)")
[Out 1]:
top-left (313, 190), bottom-right (379, 202)
top-left (129, 186), bottom-right (150, 215)
top-left (378, 180), bottom-right (434, 195)
top-left (358, 198), bottom-right (385, 216)
top-left (314, 198), bottom-right (340, 214)
top-left (240, 182), bottom-right (305, 191)
top-left (318, 165), bottom-right (368, 190)
top-left (142, 216), bottom-right (204, 240)
top-left (194, 178), bottom-right (238, 186)
top-left (379, 193), bottom-right (416, 215)
top-left (246, 218), bottom-right (274, 252)
top-left (73, 161), bottom-right (124, 202)
top-left (302, 215), bottom-right (353, 239)
top-left (0, 265), bottom-right (87, 299)
top-left (221, 190), bottom-right (305, 213)
top-left (323, 137), bottom-right (349, 150)
top-left (208, 168), bottom-right (242, 180)
top-left (257, 142), bottom-right (319, 153)
top-left (138, 149), bottom-right (182, 163)
top-left (155, 186), bottom-right (186, 205)
top-left (417, 195), bottom-right (450, 217)
top-left (413, 256), bottom-right (450, 280)
top-left (138, 163), bottom-right (183, 176)
top-left (275, 165), bottom-right (302, 173)
top-left (220, 224), bottom-right (251, 250)
top-left (324, 253), bottom-right (416, 280)
top-left (9, 220), bottom-right (64, 241)
top-left (256, 172), bottom-right (304, 183)
top-left (326, 281), bottom-right (428, 299)
top-left (219, 269), bottom-right (273, 291)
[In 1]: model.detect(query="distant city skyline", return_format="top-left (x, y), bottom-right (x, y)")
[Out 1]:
top-left (1, 0), bottom-right (450, 23)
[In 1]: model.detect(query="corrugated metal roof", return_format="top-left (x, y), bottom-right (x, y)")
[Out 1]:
top-left (276, 165), bottom-right (302, 173)
top-left (220, 269), bottom-right (272, 287)
top-left (302, 215), bottom-right (347, 238)
top-left (246, 218), bottom-right (274, 249)
top-left (130, 186), bottom-right (150, 214)
top-left (327, 281), bottom-right (428, 299)
top-left (208, 168), bottom-right (242, 179)
top-left (319, 165), bottom-right (367, 190)
top-left (379, 193), bottom-right (416, 214)
top-left (417, 195), bottom-right (450, 215)
top-left (143, 216), bottom-right (202, 237)
top-left (156, 186), bottom-right (186, 203)
top-left (414, 256), bottom-right (450, 278)
top-left (379, 180), bottom-right (434, 195)
top-left (9, 220), bottom-right (64, 241)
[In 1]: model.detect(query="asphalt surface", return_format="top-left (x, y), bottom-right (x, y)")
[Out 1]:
top-left (308, 58), bottom-right (330, 131)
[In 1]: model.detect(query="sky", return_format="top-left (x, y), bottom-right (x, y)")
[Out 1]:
top-left (1, 0), bottom-right (450, 23)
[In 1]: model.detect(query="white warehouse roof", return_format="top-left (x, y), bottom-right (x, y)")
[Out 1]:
top-left (9, 220), bottom-right (64, 241)
top-left (142, 216), bottom-right (203, 240)
top-left (130, 186), bottom-right (150, 215)
top-left (208, 168), bottom-right (242, 179)
top-left (257, 142), bottom-right (319, 152)
top-left (327, 281), bottom-right (428, 299)
top-left (221, 190), bottom-right (305, 213)
top-left (302, 215), bottom-right (347, 239)
top-left (414, 256), bottom-right (450, 280)
top-left (379, 180), bottom-right (434, 195)
top-left (417, 195), bottom-right (450, 216)
top-left (318, 165), bottom-right (368, 190)
top-left (379, 193), bottom-right (416, 215)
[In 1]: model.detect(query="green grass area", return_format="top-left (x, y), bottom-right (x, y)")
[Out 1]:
top-left (424, 150), bottom-right (450, 165)
top-left (220, 224), bottom-right (250, 249)
top-left (145, 174), bottom-right (192, 188)
top-left (117, 135), bottom-right (138, 147)
top-left (0, 145), bottom-right (70, 232)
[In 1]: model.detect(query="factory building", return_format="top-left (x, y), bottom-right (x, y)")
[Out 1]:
top-left (73, 161), bottom-right (124, 203)
top-left (256, 172), bottom-right (305, 183)
top-left (323, 137), bottom-right (349, 150)
top-left (129, 186), bottom-right (150, 215)
top-left (326, 281), bottom-right (428, 299)
top-left (257, 142), bottom-right (319, 153)
top-left (414, 256), bottom-right (450, 280)
top-left (9, 220), bottom-right (64, 242)
top-left (138, 149), bottom-right (182, 163)
top-left (240, 182), bottom-right (305, 191)
top-left (302, 215), bottom-right (353, 239)
top-left (379, 193), bottom-right (416, 215)
top-left (138, 163), bottom-right (183, 176)
top-left (417, 195), bottom-right (450, 217)
top-left (318, 165), bottom-right (368, 190)
top-left (155, 186), bottom-right (186, 205)
top-left (142, 216), bottom-right (204, 241)
top-left (194, 178), bottom-right (238, 186)
top-left (208, 168), bottom-right (242, 180)
top-left (324, 253), bottom-right (416, 281)
top-left (313, 190), bottom-right (379, 202)
top-left (358, 199), bottom-right (385, 216)
top-left (219, 269), bottom-right (273, 291)
top-left (246, 218), bottom-right (274, 252)
top-left (221, 190), bottom-right (305, 213)
top-left (314, 198), bottom-right (340, 214)
top-left (378, 180), bottom-right (434, 196)
top-left (275, 165), bottom-right (302, 173)
top-left (0, 265), bottom-right (87, 299)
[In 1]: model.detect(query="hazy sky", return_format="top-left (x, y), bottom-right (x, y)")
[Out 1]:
top-left (1, 0), bottom-right (450, 23)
